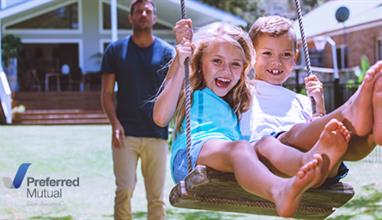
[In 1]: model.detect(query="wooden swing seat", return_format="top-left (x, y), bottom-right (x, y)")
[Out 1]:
top-left (170, 165), bottom-right (354, 219)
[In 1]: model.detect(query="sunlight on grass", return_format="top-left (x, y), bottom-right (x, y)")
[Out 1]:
top-left (0, 126), bottom-right (381, 220)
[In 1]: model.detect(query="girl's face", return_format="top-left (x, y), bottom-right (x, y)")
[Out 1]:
top-left (254, 33), bottom-right (297, 85)
top-left (201, 41), bottom-right (245, 97)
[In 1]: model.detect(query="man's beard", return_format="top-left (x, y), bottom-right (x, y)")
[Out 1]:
top-left (133, 26), bottom-right (152, 34)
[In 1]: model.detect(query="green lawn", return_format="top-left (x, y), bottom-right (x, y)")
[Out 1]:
top-left (0, 125), bottom-right (381, 220)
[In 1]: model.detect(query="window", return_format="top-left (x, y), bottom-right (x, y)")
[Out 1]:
top-left (336, 45), bottom-right (348, 69)
top-left (102, 2), bottom-right (170, 30)
top-left (7, 3), bottom-right (79, 29)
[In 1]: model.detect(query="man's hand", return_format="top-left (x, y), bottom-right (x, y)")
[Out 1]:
top-left (112, 122), bottom-right (125, 148)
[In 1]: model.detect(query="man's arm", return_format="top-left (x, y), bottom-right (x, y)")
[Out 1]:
top-left (101, 73), bottom-right (125, 148)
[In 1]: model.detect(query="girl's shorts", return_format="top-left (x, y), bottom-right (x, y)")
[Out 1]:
top-left (172, 140), bottom-right (205, 183)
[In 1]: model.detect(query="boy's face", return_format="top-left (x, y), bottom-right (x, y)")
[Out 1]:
top-left (254, 33), bottom-right (297, 85)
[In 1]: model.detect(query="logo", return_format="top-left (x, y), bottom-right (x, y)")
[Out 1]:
top-left (2, 163), bottom-right (31, 189)
top-left (3, 163), bottom-right (80, 199)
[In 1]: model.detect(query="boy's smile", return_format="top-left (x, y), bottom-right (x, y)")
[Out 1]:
top-left (254, 33), bottom-right (297, 85)
top-left (201, 41), bottom-right (245, 97)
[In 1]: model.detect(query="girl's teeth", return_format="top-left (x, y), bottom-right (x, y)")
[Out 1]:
top-left (217, 78), bottom-right (230, 82)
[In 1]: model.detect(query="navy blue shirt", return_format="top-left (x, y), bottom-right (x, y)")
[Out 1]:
top-left (101, 36), bottom-right (175, 139)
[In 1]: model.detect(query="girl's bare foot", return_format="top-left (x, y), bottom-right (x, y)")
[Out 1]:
top-left (273, 159), bottom-right (319, 217)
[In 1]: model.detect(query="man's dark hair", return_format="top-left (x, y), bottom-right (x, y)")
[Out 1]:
top-left (130, 0), bottom-right (157, 15)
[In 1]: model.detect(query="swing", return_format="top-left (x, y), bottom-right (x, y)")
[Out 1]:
top-left (169, 0), bottom-right (354, 219)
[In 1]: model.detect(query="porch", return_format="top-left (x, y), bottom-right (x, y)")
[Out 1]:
top-left (13, 91), bottom-right (108, 125)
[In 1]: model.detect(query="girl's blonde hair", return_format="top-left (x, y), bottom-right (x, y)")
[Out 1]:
top-left (172, 22), bottom-right (254, 135)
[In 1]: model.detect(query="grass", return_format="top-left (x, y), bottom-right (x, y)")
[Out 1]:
top-left (0, 125), bottom-right (381, 220)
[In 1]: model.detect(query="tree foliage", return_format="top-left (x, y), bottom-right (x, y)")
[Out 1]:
top-left (197, 0), bottom-right (329, 26)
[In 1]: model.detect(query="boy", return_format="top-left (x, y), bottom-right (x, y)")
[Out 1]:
top-left (241, 15), bottom-right (382, 185)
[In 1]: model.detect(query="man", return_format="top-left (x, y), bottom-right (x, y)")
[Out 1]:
top-left (100, 0), bottom-right (175, 219)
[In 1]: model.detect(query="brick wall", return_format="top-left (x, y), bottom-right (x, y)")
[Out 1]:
top-left (322, 22), bottom-right (382, 68)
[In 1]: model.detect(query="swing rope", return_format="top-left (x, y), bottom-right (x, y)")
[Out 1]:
top-left (179, 0), bottom-right (193, 174)
top-left (294, 0), bottom-right (317, 114)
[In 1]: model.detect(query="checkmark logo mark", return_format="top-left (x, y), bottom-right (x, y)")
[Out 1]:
top-left (2, 163), bottom-right (31, 189)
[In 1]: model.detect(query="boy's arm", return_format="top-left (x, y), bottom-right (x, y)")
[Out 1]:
top-left (305, 75), bottom-right (326, 117)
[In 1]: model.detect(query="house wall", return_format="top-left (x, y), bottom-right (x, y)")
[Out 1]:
top-left (322, 23), bottom-right (382, 68)
top-left (2, 0), bottom-right (174, 73)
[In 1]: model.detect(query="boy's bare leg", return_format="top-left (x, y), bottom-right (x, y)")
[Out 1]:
top-left (278, 61), bottom-right (382, 151)
top-left (343, 134), bottom-right (376, 161)
top-left (255, 136), bottom-right (322, 178)
top-left (257, 119), bottom-right (349, 186)
top-left (197, 140), bottom-right (321, 217)
top-left (373, 74), bottom-right (382, 144)
top-left (342, 62), bottom-right (382, 136)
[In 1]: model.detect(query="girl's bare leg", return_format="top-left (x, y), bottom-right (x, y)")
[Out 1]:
top-left (197, 140), bottom-right (321, 217)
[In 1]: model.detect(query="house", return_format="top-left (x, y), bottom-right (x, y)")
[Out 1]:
top-left (1, 0), bottom-right (246, 90)
top-left (0, 0), bottom-right (247, 124)
top-left (293, 0), bottom-right (382, 69)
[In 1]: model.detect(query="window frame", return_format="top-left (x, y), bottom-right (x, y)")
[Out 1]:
top-left (98, 0), bottom-right (172, 35)
top-left (3, 0), bottom-right (82, 35)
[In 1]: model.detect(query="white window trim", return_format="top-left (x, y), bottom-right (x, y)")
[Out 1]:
top-left (3, 0), bottom-right (82, 35)
top-left (99, 39), bottom-right (111, 55)
top-left (98, 0), bottom-right (172, 35)
top-left (337, 44), bottom-right (348, 69)
top-left (21, 38), bottom-right (84, 70)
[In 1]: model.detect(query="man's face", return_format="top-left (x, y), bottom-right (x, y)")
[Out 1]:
top-left (129, 2), bottom-right (156, 31)
top-left (254, 33), bottom-right (297, 85)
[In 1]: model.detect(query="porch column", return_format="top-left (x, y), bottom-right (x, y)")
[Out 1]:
top-left (0, 19), bottom-right (3, 72)
top-left (110, 0), bottom-right (118, 42)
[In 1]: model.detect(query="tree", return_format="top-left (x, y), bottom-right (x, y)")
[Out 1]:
top-left (2, 34), bottom-right (22, 64)
top-left (197, 0), bottom-right (259, 27)
top-left (197, 0), bottom-right (329, 27)
top-left (288, 0), bottom-right (330, 17)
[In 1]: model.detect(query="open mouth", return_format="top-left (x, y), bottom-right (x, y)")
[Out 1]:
top-left (215, 77), bottom-right (231, 88)
top-left (267, 69), bottom-right (284, 75)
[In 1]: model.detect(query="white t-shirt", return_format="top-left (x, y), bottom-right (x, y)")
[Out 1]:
top-left (240, 80), bottom-right (312, 141)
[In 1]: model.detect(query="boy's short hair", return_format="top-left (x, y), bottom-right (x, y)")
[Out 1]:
top-left (130, 0), bottom-right (156, 15)
top-left (249, 16), bottom-right (297, 49)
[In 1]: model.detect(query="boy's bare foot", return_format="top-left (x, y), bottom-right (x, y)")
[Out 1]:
top-left (273, 159), bottom-right (319, 217)
top-left (303, 119), bottom-right (350, 186)
top-left (342, 61), bottom-right (382, 136)
top-left (373, 75), bottom-right (382, 144)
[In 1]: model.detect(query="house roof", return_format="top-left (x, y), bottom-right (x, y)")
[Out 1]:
top-left (0, 0), bottom-right (247, 27)
top-left (0, 0), bottom-right (54, 19)
top-left (293, 0), bottom-right (382, 38)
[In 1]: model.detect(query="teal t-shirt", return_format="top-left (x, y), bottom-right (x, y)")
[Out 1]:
top-left (171, 88), bottom-right (241, 178)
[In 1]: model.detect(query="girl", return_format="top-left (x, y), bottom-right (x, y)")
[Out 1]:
top-left (153, 20), bottom-right (342, 217)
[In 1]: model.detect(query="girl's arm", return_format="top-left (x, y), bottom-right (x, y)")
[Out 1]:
top-left (153, 19), bottom-right (193, 127)
top-left (305, 74), bottom-right (326, 118)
